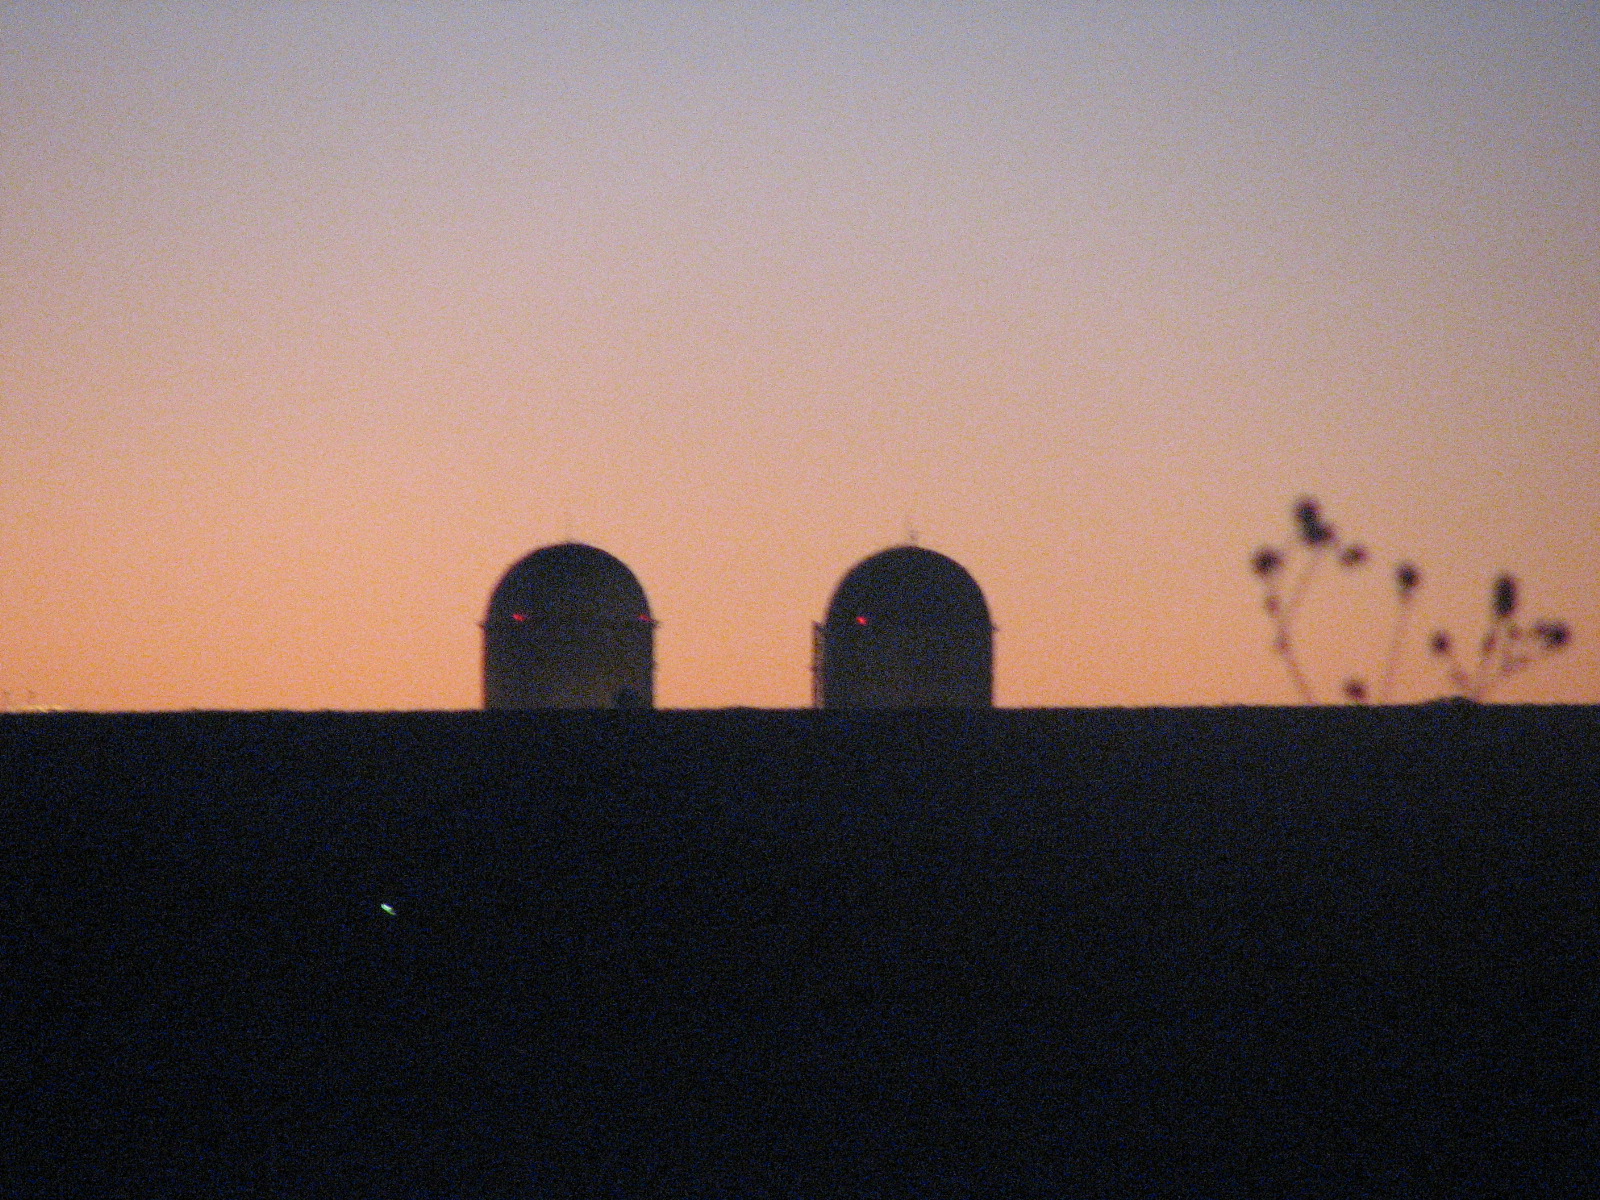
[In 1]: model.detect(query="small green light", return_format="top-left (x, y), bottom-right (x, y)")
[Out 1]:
top-left (380, 903), bottom-right (396, 915)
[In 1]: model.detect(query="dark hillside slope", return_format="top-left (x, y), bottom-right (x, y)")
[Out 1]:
top-left (4, 707), bottom-right (1597, 1196)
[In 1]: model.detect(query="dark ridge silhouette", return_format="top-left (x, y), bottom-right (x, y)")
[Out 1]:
top-left (5, 707), bottom-right (1596, 1195)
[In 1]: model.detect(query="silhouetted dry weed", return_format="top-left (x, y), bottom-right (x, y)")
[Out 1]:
top-left (1428, 573), bottom-right (1571, 702)
top-left (1251, 497), bottom-right (1570, 703)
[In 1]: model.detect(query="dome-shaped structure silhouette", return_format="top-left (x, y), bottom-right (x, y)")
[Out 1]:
top-left (813, 545), bottom-right (993, 709)
top-left (483, 543), bottom-right (655, 709)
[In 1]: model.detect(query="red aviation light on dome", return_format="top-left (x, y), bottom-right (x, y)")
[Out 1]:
top-left (512, 613), bottom-right (527, 622)
top-left (638, 613), bottom-right (651, 621)
top-left (856, 615), bottom-right (869, 625)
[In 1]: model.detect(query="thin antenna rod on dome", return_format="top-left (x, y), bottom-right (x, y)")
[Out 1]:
top-left (904, 513), bottom-right (919, 546)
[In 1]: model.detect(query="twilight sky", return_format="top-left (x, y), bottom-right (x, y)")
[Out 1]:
top-left (3, 2), bottom-right (1596, 710)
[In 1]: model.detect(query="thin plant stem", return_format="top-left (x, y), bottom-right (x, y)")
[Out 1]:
top-left (1281, 548), bottom-right (1324, 624)
top-left (1469, 621), bottom-right (1502, 701)
top-left (1278, 638), bottom-right (1317, 704)
top-left (1377, 601), bottom-right (1412, 704)
top-left (1265, 594), bottom-right (1318, 704)
top-left (1275, 548), bottom-right (1329, 703)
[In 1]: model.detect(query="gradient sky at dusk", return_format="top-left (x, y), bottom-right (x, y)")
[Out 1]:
top-left (4, 2), bottom-right (1596, 709)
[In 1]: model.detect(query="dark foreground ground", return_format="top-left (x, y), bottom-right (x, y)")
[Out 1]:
top-left (4, 706), bottom-right (1597, 1197)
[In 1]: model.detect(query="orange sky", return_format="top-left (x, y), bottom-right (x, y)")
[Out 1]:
top-left (3, 3), bottom-right (1596, 709)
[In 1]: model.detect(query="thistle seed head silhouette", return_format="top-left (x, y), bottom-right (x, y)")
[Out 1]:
top-left (1294, 497), bottom-right (1334, 546)
top-left (1534, 620), bottom-right (1570, 649)
top-left (1492, 573), bottom-right (1518, 619)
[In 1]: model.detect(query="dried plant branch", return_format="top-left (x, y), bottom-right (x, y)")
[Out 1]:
top-left (1376, 563), bottom-right (1420, 704)
top-left (1429, 573), bottom-right (1571, 702)
top-left (1251, 497), bottom-right (1366, 705)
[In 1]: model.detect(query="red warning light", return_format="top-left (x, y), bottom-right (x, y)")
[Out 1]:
top-left (512, 613), bottom-right (527, 622)
top-left (856, 615), bottom-right (869, 625)
top-left (638, 614), bottom-right (651, 622)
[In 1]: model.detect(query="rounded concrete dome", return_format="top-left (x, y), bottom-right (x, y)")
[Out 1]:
top-left (824, 545), bottom-right (991, 632)
top-left (486, 542), bottom-right (651, 628)
top-left (815, 546), bottom-right (993, 709)
top-left (483, 543), bottom-right (654, 709)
